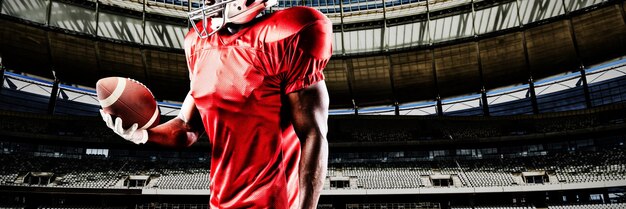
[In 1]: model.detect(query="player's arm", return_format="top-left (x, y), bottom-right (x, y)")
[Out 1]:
top-left (146, 93), bottom-right (203, 148)
top-left (100, 93), bottom-right (203, 148)
top-left (288, 81), bottom-right (329, 209)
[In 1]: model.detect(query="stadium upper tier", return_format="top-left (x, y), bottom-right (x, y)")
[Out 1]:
top-left (0, 0), bottom-right (617, 53)
top-left (18, 0), bottom-right (486, 24)
top-left (1, 0), bottom-right (624, 107)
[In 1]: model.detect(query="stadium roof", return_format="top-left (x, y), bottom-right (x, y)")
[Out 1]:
top-left (0, 0), bottom-right (625, 108)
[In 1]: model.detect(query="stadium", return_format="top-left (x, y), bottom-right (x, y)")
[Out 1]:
top-left (1, 0), bottom-right (626, 208)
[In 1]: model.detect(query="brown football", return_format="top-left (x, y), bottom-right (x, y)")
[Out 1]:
top-left (96, 77), bottom-right (160, 130)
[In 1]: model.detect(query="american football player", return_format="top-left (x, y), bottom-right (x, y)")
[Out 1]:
top-left (100, 0), bottom-right (332, 208)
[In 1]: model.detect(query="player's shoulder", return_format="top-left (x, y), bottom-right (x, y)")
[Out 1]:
top-left (271, 6), bottom-right (330, 26)
top-left (259, 6), bottom-right (331, 41)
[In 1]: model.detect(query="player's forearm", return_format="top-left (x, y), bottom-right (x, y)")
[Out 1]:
top-left (146, 117), bottom-right (198, 148)
top-left (298, 134), bottom-right (328, 209)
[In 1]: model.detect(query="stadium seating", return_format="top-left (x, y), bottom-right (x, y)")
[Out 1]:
top-left (547, 203), bottom-right (626, 209)
top-left (1, 148), bottom-right (624, 190)
top-left (152, 172), bottom-right (210, 189)
top-left (339, 165), bottom-right (430, 189)
top-left (451, 206), bottom-right (536, 209)
top-left (38, 207), bottom-right (126, 209)
top-left (346, 202), bottom-right (441, 209)
top-left (451, 203), bottom-right (626, 209)
top-left (135, 203), bottom-right (209, 209)
top-left (327, 148), bottom-right (626, 189)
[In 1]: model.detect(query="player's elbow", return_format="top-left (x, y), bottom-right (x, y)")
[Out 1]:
top-left (312, 132), bottom-right (328, 144)
top-left (184, 132), bottom-right (199, 147)
top-left (295, 128), bottom-right (326, 144)
top-left (172, 129), bottom-right (198, 148)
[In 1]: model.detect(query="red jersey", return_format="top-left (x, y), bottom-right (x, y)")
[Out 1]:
top-left (183, 6), bottom-right (332, 209)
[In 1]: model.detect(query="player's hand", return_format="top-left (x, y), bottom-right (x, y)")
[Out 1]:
top-left (99, 109), bottom-right (149, 144)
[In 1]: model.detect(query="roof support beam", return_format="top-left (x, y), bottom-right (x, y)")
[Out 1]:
top-left (436, 95), bottom-right (443, 116)
top-left (561, 0), bottom-right (592, 109)
top-left (578, 68), bottom-right (592, 108)
top-left (142, 0), bottom-right (147, 45)
top-left (394, 101), bottom-right (399, 115)
top-left (381, 0), bottom-right (397, 111)
top-left (471, 0), bottom-right (489, 116)
top-left (338, 0), bottom-right (356, 114)
top-left (45, 0), bottom-right (59, 115)
top-left (140, 0), bottom-right (151, 86)
top-left (480, 87), bottom-right (489, 116)
top-left (46, 0), bottom-right (52, 26)
top-left (426, 0), bottom-right (441, 116)
top-left (94, 0), bottom-right (103, 78)
top-left (431, 48), bottom-right (442, 116)
top-left (514, 0), bottom-right (538, 114)
top-left (45, 0), bottom-right (58, 115)
top-left (476, 42), bottom-right (489, 116)
top-left (382, 0), bottom-right (395, 108)
top-left (47, 78), bottom-right (60, 115)
top-left (426, 0), bottom-right (432, 46)
top-left (528, 77), bottom-right (539, 114)
top-left (381, 0), bottom-right (387, 52)
top-left (346, 58), bottom-right (357, 115)
top-left (387, 54), bottom-right (397, 112)
top-left (0, 58), bottom-right (5, 92)
top-left (95, 0), bottom-right (100, 37)
top-left (339, 0), bottom-right (346, 56)
top-left (470, 0), bottom-right (477, 36)
top-left (523, 32), bottom-right (538, 113)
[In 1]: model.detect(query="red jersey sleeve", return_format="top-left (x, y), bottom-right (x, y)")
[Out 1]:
top-left (282, 16), bottom-right (333, 94)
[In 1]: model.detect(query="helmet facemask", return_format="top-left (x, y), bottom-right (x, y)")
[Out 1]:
top-left (188, 0), bottom-right (277, 38)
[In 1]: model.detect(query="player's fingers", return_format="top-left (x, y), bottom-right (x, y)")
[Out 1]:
top-left (126, 123), bottom-right (139, 135)
top-left (100, 110), bottom-right (114, 128)
top-left (106, 116), bottom-right (114, 129)
top-left (114, 117), bottom-right (124, 134)
top-left (99, 109), bottom-right (106, 120)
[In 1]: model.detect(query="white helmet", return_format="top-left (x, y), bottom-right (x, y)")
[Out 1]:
top-left (188, 0), bottom-right (278, 38)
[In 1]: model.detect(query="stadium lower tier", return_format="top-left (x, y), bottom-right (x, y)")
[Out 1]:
top-left (0, 148), bottom-right (624, 191)
top-left (0, 203), bottom-right (615, 209)
top-left (3, 200), bottom-right (626, 209)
